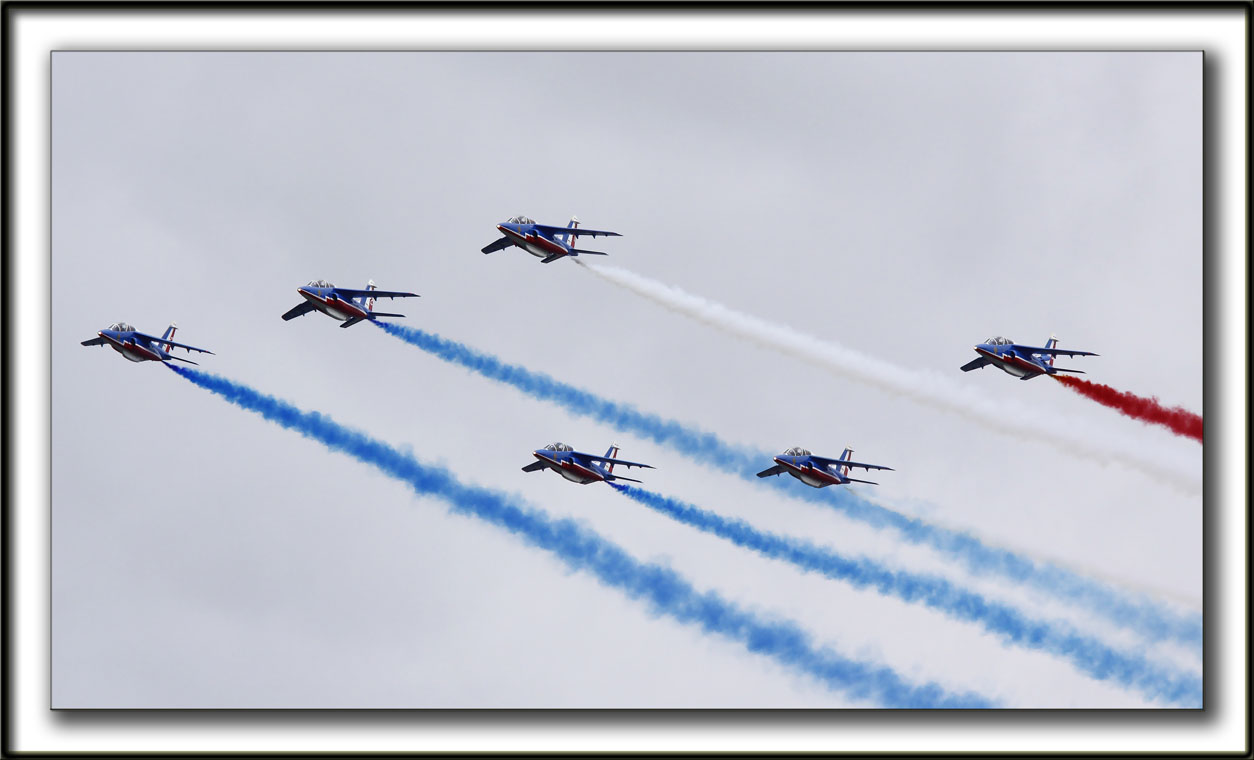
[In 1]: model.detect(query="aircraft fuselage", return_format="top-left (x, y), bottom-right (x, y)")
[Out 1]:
top-left (99, 332), bottom-right (167, 363)
top-left (974, 346), bottom-right (1047, 379)
top-left (775, 457), bottom-right (846, 488)
top-left (532, 451), bottom-right (605, 484)
top-left (298, 288), bottom-right (370, 323)
top-left (498, 225), bottom-right (570, 260)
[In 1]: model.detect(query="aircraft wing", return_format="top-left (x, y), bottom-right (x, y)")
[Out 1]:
top-left (534, 224), bottom-right (621, 239)
top-left (81, 337), bottom-right (107, 347)
top-left (282, 302), bottom-right (316, 321)
top-left (332, 288), bottom-right (419, 300)
top-left (808, 456), bottom-right (894, 472)
top-left (756, 464), bottom-right (786, 478)
top-left (521, 461), bottom-right (548, 472)
top-left (573, 451), bottom-right (654, 469)
top-left (482, 237), bottom-right (514, 254)
top-left (595, 456), bottom-right (654, 470)
top-left (133, 333), bottom-right (215, 355)
top-left (960, 356), bottom-right (991, 372)
top-left (1014, 344), bottom-right (1099, 358)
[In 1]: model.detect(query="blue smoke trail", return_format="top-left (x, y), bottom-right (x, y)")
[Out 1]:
top-left (374, 322), bottom-right (1201, 651)
top-left (610, 483), bottom-right (1200, 706)
top-left (168, 365), bottom-right (993, 708)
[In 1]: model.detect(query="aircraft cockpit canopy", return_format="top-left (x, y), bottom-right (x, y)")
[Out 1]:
top-left (542, 442), bottom-right (574, 452)
top-left (108, 322), bottom-right (135, 332)
top-left (307, 279), bottom-right (334, 289)
top-left (783, 447), bottom-right (812, 457)
top-left (506, 215), bottom-right (535, 225)
top-left (984, 336), bottom-right (1014, 346)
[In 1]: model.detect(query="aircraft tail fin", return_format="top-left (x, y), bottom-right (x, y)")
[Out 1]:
top-left (364, 280), bottom-right (378, 313)
top-left (839, 447), bottom-right (854, 477)
top-left (604, 443), bottom-right (620, 474)
top-left (565, 215), bottom-right (581, 247)
top-left (1044, 334), bottom-right (1059, 367)
top-left (160, 323), bottom-right (178, 353)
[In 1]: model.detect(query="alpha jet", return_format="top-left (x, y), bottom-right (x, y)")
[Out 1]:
top-left (756, 447), bottom-right (893, 488)
top-left (281, 279), bottom-right (418, 328)
top-left (960, 335), bottom-right (1098, 381)
top-left (81, 322), bottom-right (213, 365)
top-left (522, 442), bottom-right (654, 485)
top-left (481, 215), bottom-right (621, 264)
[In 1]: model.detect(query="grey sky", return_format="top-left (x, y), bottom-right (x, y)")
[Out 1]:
top-left (52, 52), bottom-right (1201, 707)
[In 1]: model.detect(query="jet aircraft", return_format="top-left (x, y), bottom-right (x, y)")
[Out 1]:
top-left (522, 442), bottom-right (654, 485)
top-left (756, 447), bottom-right (893, 488)
top-left (481, 215), bottom-right (621, 264)
top-left (960, 335), bottom-right (1098, 380)
top-left (281, 279), bottom-right (418, 328)
top-left (81, 322), bottom-right (213, 365)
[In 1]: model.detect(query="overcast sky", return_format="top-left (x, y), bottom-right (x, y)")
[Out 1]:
top-left (51, 52), bottom-right (1201, 708)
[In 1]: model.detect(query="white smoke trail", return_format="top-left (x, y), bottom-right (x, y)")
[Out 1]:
top-left (578, 262), bottom-right (1200, 494)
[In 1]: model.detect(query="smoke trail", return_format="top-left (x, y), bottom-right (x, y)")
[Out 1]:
top-left (374, 321), bottom-right (1201, 651)
top-left (577, 262), bottom-right (1199, 494)
top-left (167, 365), bottom-right (993, 708)
top-left (610, 483), bottom-right (1200, 706)
top-left (1053, 376), bottom-right (1203, 444)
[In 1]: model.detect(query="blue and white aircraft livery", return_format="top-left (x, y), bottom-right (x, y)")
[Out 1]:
top-left (522, 442), bottom-right (654, 485)
top-left (281, 279), bottom-right (419, 328)
top-left (756, 447), bottom-right (894, 488)
top-left (481, 215), bottom-right (621, 264)
top-left (81, 322), bottom-right (214, 365)
top-left (961, 335), bottom-right (1099, 381)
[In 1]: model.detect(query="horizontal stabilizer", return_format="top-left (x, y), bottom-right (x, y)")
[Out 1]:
top-left (282, 301), bottom-right (316, 321)
top-left (606, 474), bottom-right (643, 484)
top-left (166, 355), bottom-right (200, 366)
top-left (570, 249), bottom-right (610, 256)
top-left (367, 312), bottom-right (405, 319)
top-left (521, 461), bottom-right (548, 473)
top-left (844, 477), bottom-right (879, 486)
top-left (756, 465), bottom-right (786, 478)
top-left (1051, 367), bottom-right (1086, 374)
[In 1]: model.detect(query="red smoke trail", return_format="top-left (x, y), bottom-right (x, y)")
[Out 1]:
top-left (1053, 375), bottom-right (1202, 443)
